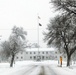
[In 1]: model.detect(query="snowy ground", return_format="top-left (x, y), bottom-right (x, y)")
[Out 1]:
top-left (0, 60), bottom-right (76, 75)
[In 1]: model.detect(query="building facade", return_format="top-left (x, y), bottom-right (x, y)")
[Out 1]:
top-left (15, 48), bottom-right (55, 61)
top-left (15, 48), bottom-right (67, 61)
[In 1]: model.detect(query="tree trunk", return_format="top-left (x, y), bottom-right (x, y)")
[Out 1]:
top-left (10, 54), bottom-right (15, 67)
top-left (67, 55), bottom-right (71, 66)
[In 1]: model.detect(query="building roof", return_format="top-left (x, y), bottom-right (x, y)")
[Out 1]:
top-left (25, 48), bottom-right (56, 52)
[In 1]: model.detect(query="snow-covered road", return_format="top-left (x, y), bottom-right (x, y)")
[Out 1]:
top-left (11, 65), bottom-right (40, 75)
top-left (2, 64), bottom-right (57, 75)
top-left (9, 65), bottom-right (57, 75)
top-left (0, 60), bottom-right (76, 75)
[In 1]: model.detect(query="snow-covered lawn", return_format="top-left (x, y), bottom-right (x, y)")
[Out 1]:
top-left (0, 60), bottom-right (76, 75)
top-left (48, 60), bottom-right (76, 75)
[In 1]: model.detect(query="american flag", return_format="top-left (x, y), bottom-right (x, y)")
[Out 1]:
top-left (38, 16), bottom-right (41, 19)
top-left (39, 23), bottom-right (42, 26)
top-left (38, 16), bottom-right (42, 26)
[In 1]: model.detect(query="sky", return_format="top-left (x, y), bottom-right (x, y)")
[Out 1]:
top-left (0, 0), bottom-right (58, 48)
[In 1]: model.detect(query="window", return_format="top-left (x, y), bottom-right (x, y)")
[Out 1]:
top-left (30, 52), bottom-right (32, 54)
top-left (34, 56), bottom-right (36, 59)
top-left (42, 52), bottom-right (44, 54)
top-left (46, 56), bottom-right (48, 59)
top-left (26, 52), bottom-right (28, 54)
top-left (21, 57), bottom-right (23, 59)
top-left (16, 57), bottom-right (18, 59)
top-left (34, 52), bottom-right (36, 54)
top-left (55, 52), bottom-right (57, 54)
top-left (55, 56), bottom-right (57, 58)
top-left (30, 56), bottom-right (32, 59)
top-left (46, 52), bottom-right (48, 54)
top-left (64, 56), bottom-right (66, 58)
top-left (21, 52), bottom-right (23, 54)
top-left (42, 56), bottom-right (44, 59)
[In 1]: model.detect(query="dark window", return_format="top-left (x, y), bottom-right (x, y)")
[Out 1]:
top-left (55, 52), bottom-right (57, 54)
top-left (26, 52), bottom-right (28, 54)
top-left (34, 56), bottom-right (36, 59)
top-left (30, 52), bottom-right (32, 54)
top-left (42, 52), bottom-right (44, 54)
top-left (34, 52), bottom-right (36, 54)
top-left (21, 52), bottom-right (23, 54)
top-left (55, 56), bottom-right (57, 58)
top-left (21, 57), bottom-right (23, 59)
top-left (64, 56), bottom-right (66, 58)
top-left (16, 57), bottom-right (18, 59)
top-left (30, 56), bottom-right (32, 59)
top-left (46, 52), bottom-right (48, 54)
top-left (46, 56), bottom-right (48, 59)
top-left (42, 56), bottom-right (44, 59)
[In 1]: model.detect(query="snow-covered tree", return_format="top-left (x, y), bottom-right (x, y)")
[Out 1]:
top-left (30, 43), bottom-right (40, 48)
top-left (2, 26), bottom-right (27, 67)
top-left (44, 15), bottom-right (76, 66)
top-left (51, 0), bottom-right (76, 15)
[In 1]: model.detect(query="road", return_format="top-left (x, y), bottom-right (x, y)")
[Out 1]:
top-left (8, 64), bottom-right (57, 75)
top-left (1, 61), bottom-right (75, 75)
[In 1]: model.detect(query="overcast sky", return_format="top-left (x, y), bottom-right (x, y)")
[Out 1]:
top-left (0, 0), bottom-right (58, 48)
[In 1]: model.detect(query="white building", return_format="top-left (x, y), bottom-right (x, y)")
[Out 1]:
top-left (15, 48), bottom-right (67, 61)
top-left (54, 51), bottom-right (67, 61)
top-left (15, 48), bottom-right (56, 61)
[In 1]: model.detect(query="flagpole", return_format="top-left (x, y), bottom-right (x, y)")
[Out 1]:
top-left (37, 13), bottom-right (42, 61)
top-left (37, 13), bottom-right (40, 61)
